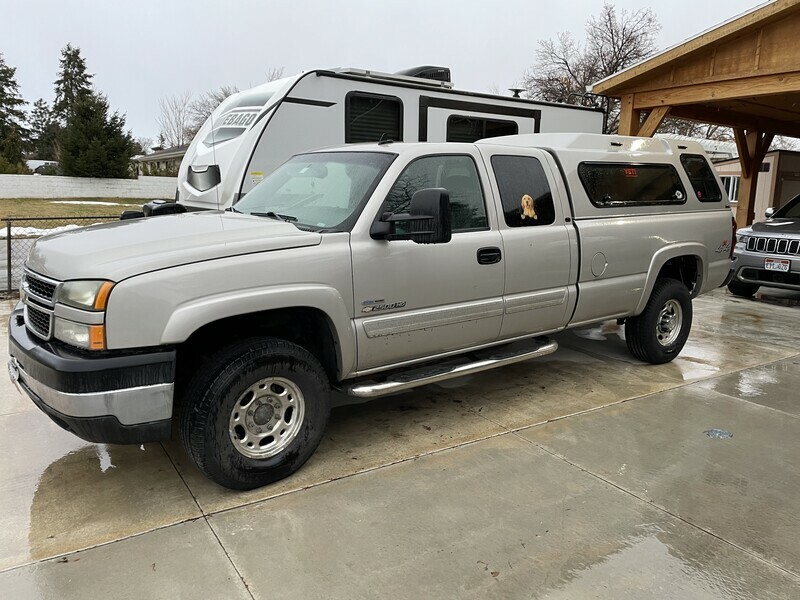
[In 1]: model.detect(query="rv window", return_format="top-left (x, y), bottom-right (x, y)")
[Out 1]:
top-left (345, 93), bottom-right (403, 143)
top-left (383, 155), bottom-right (488, 232)
top-left (578, 163), bottom-right (687, 208)
top-left (446, 116), bottom-right (518, 143)
top-left (490, 156), bottom-right (555, 227)
top-left (680, 154), bottom-right (723, 202)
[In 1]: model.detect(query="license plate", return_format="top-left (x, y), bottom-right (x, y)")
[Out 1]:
top-left (765, 258), bottom-right (790, 272)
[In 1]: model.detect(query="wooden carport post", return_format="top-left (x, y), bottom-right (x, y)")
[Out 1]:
top-left (734, 128), bottom-right (774, 228)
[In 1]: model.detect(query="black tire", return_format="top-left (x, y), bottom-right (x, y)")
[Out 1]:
top-left (179, 337), bottom-right (330, 490)
top-left (625, 278), bottom-right (692, 365)
top-left (727, 280), bottom-right (759, 298)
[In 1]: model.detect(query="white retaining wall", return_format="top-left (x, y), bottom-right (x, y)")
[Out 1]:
top-left (0, 175), bottom-right (177, 199)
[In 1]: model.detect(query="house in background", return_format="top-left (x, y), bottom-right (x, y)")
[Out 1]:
top-left (132, 144), bottom-right (188, 177)
top-left (716, 150), bottom-right (800, 221)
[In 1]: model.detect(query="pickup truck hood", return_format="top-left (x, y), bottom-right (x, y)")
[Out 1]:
top-left (747, 218), bottom-right (800, 235)
top-left (26, 211), bottom-right (322, 281)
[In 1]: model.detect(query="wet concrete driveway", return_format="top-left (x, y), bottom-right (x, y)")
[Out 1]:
top-left (0, 289), bottom-right (798, 598)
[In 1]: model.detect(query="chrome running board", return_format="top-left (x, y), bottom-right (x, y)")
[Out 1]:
top-left (346, 337), bottom-right (558, 398)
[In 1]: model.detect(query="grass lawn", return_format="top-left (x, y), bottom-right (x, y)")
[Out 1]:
top-left (0, 198), bottom-right (151, 219)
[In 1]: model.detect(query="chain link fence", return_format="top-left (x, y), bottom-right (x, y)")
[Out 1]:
top-left (2, 216), bottom-right (119, 294)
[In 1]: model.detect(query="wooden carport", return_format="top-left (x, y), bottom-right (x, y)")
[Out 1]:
top-left (591, 0), bottom-right (800, 227)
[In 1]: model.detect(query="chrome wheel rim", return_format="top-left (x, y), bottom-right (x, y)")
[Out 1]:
top-left (228, 376), bottom-right (305, 459)
top-left (655, 299), bottom-right (683, 347)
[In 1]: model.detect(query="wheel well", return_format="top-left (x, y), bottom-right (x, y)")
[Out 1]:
top-left (175, 307), bottom-right (340, 396)
top-left (657, 255), bottom-right (701, 294)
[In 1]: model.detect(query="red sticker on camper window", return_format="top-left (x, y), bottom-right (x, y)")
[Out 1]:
top-left (624, 168), bottom-right (637, 177)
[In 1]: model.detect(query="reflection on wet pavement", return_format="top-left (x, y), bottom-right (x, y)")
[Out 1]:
top-left (0, 288), bottom-right (798, 598)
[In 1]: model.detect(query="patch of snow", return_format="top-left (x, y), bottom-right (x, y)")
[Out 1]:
top-left (0, 223), bottom-right (108, 238)
top-left (50, 200), bottom-right (138, 206)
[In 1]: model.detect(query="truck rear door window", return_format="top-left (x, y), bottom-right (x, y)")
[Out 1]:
top-left (578, 163), bottom-right (687, 207)
top-left (490, 155), bottom-right (555, 227)
top-left (680, 154), bottom-right (723, 202)
top-left (447, 116), bottom-right (518, 143)
top-left (345, 93), bottom-right (403, 143)
top-left (383, 155), bottom-right (488, 232)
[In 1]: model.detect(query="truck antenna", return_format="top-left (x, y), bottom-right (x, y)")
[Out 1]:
top-left (209, 110), bottom-right (221, 211)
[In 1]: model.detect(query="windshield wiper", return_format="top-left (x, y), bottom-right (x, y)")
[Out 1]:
top-left (250, 211), bottom-right (298, 222)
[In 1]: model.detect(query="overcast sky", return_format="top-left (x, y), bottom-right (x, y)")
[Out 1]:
top-left (1, 0), bottom-right (764, 141)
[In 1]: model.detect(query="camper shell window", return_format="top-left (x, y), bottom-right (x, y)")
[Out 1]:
top-left (345, 92), bottom-right (403, 143)
top-left (680, 154), bottom-right (723, 202)
top-left (447, 116), bottom-right (518, 143)
top-left (578, 163), bottom-right (687, 208)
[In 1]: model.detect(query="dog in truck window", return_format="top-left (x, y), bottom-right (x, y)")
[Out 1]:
top-left (521, 194), bottom-right (538, 220)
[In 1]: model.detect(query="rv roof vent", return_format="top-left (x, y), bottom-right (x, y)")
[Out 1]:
top-left (394, 66), bottom-right (451, 83)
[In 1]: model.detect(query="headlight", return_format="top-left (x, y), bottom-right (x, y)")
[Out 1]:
top-left (54, 318), bottom-right (106, 350)
top-left (736, 234), bottom-right (749, 244)
top-left (59, 280), bottom-right (114, 311)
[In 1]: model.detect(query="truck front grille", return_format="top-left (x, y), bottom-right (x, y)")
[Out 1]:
top-left (23, 271), bottom-right (58, 304)
top-left (25, 303), bottom-right (52, 339)
top-left (746, 236), bottom-right (800, 256)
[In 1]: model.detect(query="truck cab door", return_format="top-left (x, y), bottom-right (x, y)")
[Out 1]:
top-left (350, 151), bottom-right (504, 372)
top-left (480, 148), bottom-right (578, 339)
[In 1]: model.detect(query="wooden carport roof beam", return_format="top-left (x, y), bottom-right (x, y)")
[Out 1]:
top-left (618, 99), bottom-right (671, 137)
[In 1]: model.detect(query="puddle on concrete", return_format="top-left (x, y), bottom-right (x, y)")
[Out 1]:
top-left (704, 428), bottom-right (734, 439)
top-left (544, 530), bottom-right (766, 599)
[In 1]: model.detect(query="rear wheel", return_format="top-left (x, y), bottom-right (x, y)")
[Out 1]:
top-left (727, 280), bottom-right (759, 298)
top-left (625, 278), bottom-right (692, 364)
top-left (179, 337), bottom-right (330, 490)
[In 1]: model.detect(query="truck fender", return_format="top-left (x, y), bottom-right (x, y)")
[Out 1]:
top-left (161, 284), bottom-right (356, 377)
top-left (633, 243), bottom-right (707, 315)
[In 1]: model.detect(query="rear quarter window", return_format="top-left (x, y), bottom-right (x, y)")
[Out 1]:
top-left (577, 163), bottom-right (686, 207)
top-left (680, 154), bottom-right (723, 202)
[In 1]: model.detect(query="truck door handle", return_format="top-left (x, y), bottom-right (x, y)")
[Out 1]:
top-left (477, 247), bottom-right (502, 265)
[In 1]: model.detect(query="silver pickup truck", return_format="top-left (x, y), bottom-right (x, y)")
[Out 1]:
top-left (9, 133), bottom-right (734, 490)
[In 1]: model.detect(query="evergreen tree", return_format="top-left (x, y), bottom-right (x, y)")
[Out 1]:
top-left (53, 43), bottom-right (93, 123)
top-left (29, 98), bottom-right (59, 160)
top-left (0, 52), bottom-right (29, 172)
top-left (60, 93), bottom-right (135, 178)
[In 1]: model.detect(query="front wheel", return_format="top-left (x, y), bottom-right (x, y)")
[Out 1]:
top-left (179, 338), bottom-right (330, 490)
top-left (625, 278), bottom-right (692, 364)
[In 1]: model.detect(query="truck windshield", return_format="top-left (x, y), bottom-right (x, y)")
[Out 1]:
top-left (234, 152), bottom-right (395, 231)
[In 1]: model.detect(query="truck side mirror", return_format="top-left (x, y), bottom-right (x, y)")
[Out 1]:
top-left (765, 207), bottom-right (775, 219)
top-left (369, 188), bottom-right (452, 244)
top-left (143, 199), bottom-right (188, 217)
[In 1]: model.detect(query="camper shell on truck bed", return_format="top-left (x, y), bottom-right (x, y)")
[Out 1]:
top-left (177, 66), bottom-right (605, 211)
top-left (10, 134), bottom-right (733, 491)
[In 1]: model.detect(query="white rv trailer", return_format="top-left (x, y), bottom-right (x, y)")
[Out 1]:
top-left (177, 66), bottom-right (605, 210)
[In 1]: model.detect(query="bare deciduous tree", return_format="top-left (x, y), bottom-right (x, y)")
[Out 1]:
top-left (133, 136), bottom-right (153, 155)
top-left (265, 67), bottom-right (285, 82)
top-left (157, 92), bottom-right (192, 147)
top-left (523, 3), bottom-right (660, 133)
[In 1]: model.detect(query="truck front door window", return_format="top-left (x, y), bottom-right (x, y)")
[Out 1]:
top-left (383, 155), bottom-right (488, 232)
